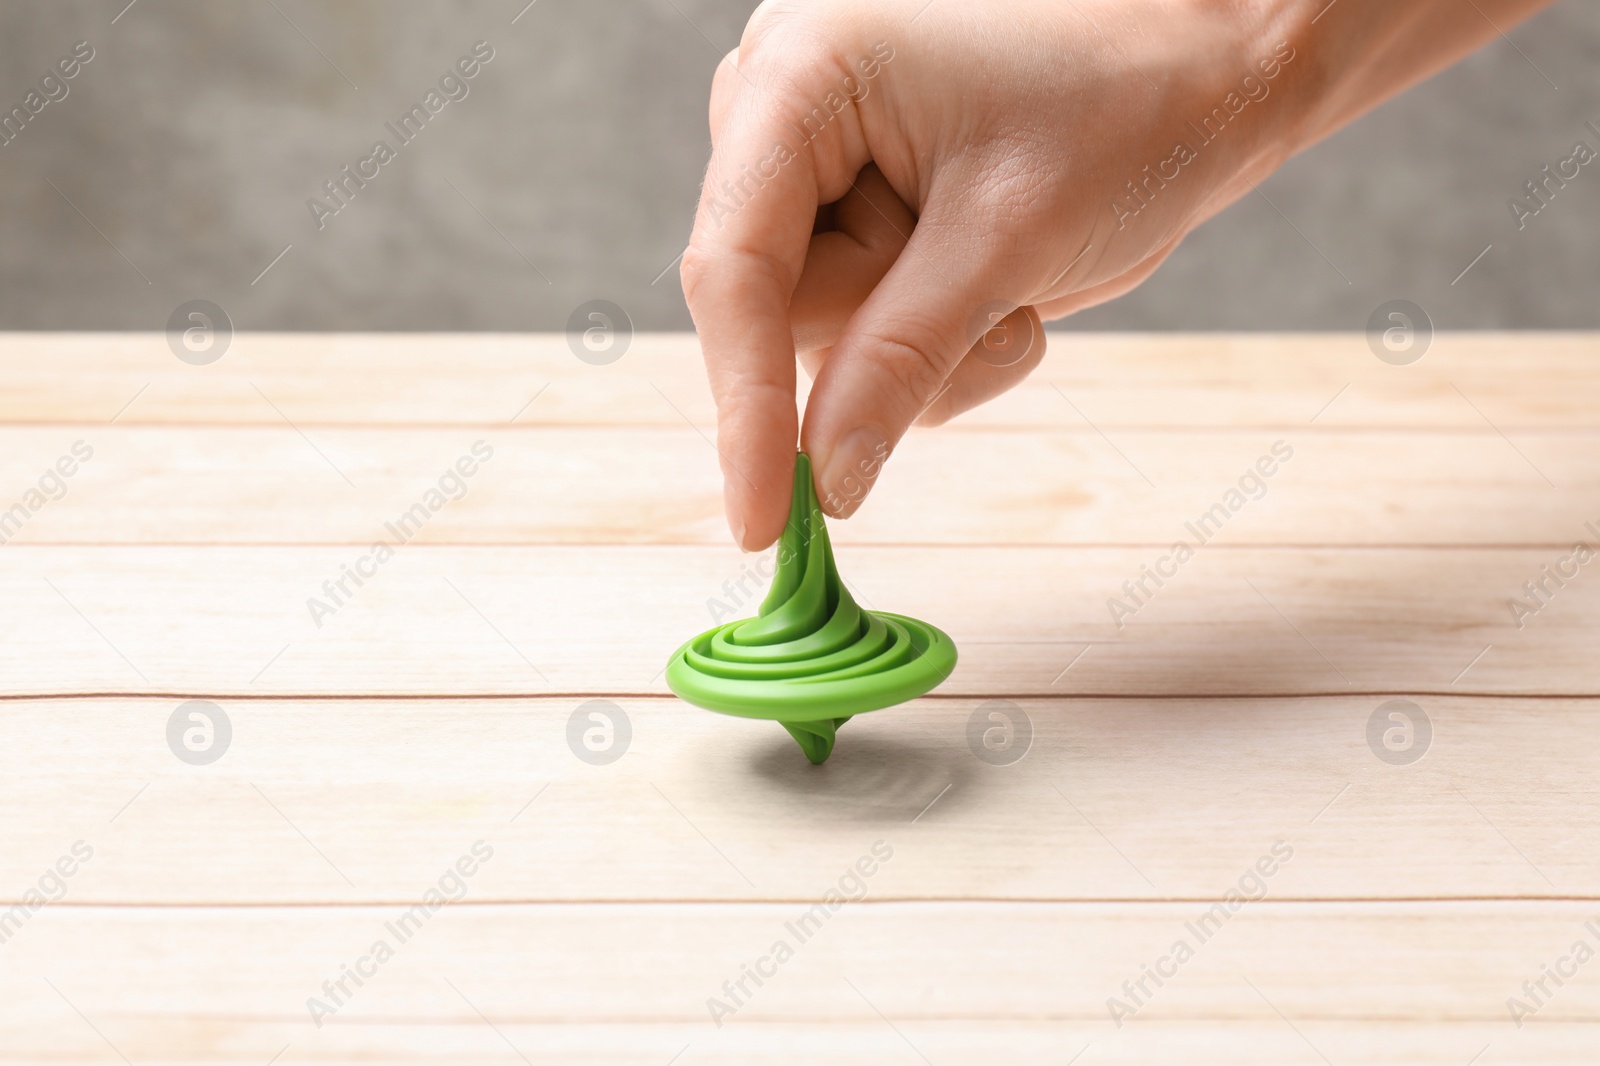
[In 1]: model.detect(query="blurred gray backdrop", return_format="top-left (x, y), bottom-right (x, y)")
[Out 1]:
top-left (0, 0), bottom-right (1595, 332)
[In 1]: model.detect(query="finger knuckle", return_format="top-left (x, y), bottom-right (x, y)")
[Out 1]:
top-left (862, 327), bottom-right (949, 404)
top-left (743, 0), bottom-right (820, 51)
top-left (740, 3), bottom-right (843, 93)
top-left (680, 243), bottom-right (797, 314)
top-left (678, 246), bottom-right (717, 308)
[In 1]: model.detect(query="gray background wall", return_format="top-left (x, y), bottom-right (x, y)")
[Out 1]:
top-left (0, 0), bottom-right (1594, 333)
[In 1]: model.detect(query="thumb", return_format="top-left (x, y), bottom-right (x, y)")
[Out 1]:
top-left (800, 191), bottom-right (1025, 518)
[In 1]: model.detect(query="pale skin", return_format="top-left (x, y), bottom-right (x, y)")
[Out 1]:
top-left (682, 0), bottom-right (1558, 550)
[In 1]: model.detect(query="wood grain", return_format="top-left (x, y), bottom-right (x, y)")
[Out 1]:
top-left (0, 545), bottom-right (1590, 698)
top-left (0, 424), bottom-right (1594, 546)
top-left (8, 331), bottom-right (1596, 428)
top-left (1, 695), bottom-right (1593, 904)
top-left (3, 902), bottom-right (1597, 1063)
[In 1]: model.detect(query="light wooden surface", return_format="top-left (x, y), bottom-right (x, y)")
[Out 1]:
top-left (4, 332), bottom-right (1597, 1064)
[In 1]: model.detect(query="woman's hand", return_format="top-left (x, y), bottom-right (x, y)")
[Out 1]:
top-left (681, 0), bottom-right (1551, 548)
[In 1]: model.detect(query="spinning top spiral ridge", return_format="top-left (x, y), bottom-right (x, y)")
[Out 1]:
top-left (665, 453), bottom-right (957, 763)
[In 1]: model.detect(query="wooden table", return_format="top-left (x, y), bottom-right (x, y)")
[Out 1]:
top-left (3, 332), bottom-right (1597, 1063)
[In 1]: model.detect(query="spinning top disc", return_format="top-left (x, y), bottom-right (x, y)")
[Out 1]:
top-left (664, 452), bottom-right (958, 763)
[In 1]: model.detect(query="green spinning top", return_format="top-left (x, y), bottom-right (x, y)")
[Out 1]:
top-left (665, 452), bottom-right (958, 763)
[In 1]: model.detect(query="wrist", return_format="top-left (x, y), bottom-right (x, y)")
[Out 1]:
top-left (1062, 0), bottom-right (1322, 253)
top-left (1174, 0), bottom-right (1325, 174)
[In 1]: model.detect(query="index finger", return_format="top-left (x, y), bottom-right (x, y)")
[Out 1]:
top-left (681, 42), bottom-right (854, 550)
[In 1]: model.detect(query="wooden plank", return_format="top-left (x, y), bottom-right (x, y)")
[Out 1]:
top-left (5, 331), bottom-right (1596, 429)
top-left (0, 424), bottom-right (1594, 546)
top-left (3, 695), bottom-right (1595, 903)
top-left (0, 1020), bottom-right (1591, 1066)
top-left (2, 901), bottom-right (1598, 1062)
top-left (0, 546), bottom-right (1588, 698)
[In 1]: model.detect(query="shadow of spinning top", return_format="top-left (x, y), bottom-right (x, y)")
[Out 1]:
top-left (665, 452), bottom-right (958, 763)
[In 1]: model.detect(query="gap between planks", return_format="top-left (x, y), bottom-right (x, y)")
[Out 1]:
top-left (12, 419), bottom-right (1600, 435)
top-left (2, 690), bottom-right (1596, 702)
top-left (5, 540), bottom-right (1595, 549)
top-left (23, 895), bottom-right (1600, 908)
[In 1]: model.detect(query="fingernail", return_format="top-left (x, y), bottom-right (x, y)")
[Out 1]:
top-left (817, 426), bottom-right (891, 519)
